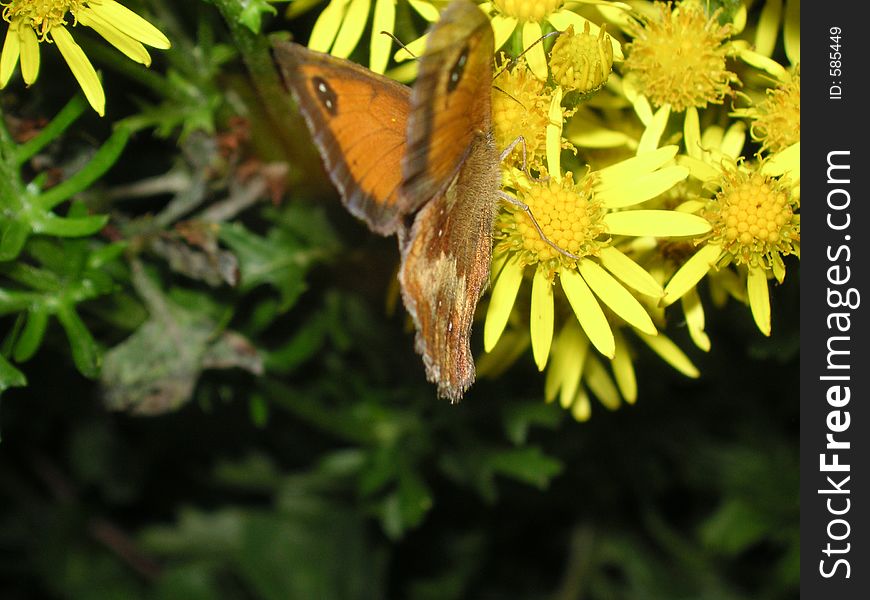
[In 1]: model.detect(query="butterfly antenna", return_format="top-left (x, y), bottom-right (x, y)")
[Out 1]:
top-left (494, 30), bottom-right (562, 79)
top-left (380, 31), bottom-right (418, 60)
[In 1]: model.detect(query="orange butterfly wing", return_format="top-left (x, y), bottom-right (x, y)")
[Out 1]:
top-left (398, 0), bottom-right (502, 401)
top-left (275, 42), bottom-right (411, 235)
top-left (401, 0), bottom-right (495, 214)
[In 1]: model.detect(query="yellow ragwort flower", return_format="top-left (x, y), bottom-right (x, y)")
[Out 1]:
top-left (486, 143), bottom-right (709, 371)
top-left (743, 66), bottom-right (800, 155)
top-left (491, 54), bottom-right (554, 170)
top-left (1, 0), bottom-right (170, 115)
top-left (623, 1), bottom-right (737, 112)
top-left (548, 22), bottom-right (613, 95)
top-left (664, 143), bottom-right (800, 336)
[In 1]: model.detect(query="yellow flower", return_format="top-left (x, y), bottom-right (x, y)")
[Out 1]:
top-left (483, 0), bottom-right (623, 79)
top-left (1, 0), bottom-right (171, 115)
top-left (664, 141), bottom-right (800, 336)
top-left (548, 21), bottom-right (613, 95)
top-left (491, 54), bottom-right (556, 170)
top-left (735, 65), bottom-right (800, 155)
top-left (309, 0), bottom-right (439, 75)
top-left (622, 1), bottom-right (739, 113)
top-left (486, 141), bottom-right (709, 371)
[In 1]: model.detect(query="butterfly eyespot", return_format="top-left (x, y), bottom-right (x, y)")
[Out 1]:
top-left (311, 76), bottom-right (338, 116)
top-left (447, 46), bottom-right (470, 92)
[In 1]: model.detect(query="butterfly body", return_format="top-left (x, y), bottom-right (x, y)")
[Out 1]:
top-left (275, 0), bottom-right (499, 401)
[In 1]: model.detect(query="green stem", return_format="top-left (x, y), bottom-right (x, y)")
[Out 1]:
top-left (16, 95), bottom-right (88, 167)
top-left (36, 125), bottom-right (132, 211)
top-left (0, 106), bottom-right (25, 212)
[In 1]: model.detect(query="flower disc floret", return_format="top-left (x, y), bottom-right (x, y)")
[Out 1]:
top-left (704, 169), bottom-right (799, 270)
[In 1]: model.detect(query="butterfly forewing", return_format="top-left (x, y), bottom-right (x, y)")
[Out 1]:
top-left (401, 0), bottom-right (496, 215)
top-left (275, 42), bottom-right (411, 235)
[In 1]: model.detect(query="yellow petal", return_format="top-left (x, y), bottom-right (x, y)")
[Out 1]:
top-left (79, 10), bottom-right (151, 66)
top-left (603, 210), bottom-right (711, 238)
top-left (94, 0), bottom-right (171, 48)
top-left (578, 260), bottom-right (656, 335)
top-left (570, 388), bottom-right (591, 421)
top-left (491, 14), bottom-right (518, 51)
top-left (545, 320), bottom-right (587, 406)
top-left (369, 0), bottom-right (395, 74)
top-left (754, 0), bottom-right (782, 57)
top-left (51, 27), bottom-right (105, 116)
top-left (762, 142), bottom-right (800, 179)
top-left (393, 33), bottom-right (427, 62)
top-left (738, 47), bottom-right (788, 81)
top-left (612, 331), bottom-right (637, 404)
top-left (484, 255), bottom-right (524, 351)
top-left (1, 23), bottom-right (21, 88)
top-left (684, 106), bottom-right (701, 158)
top-left (638, 103), bottom-right (670, 154)
top-left (677, 154), bottom-right (720, 184)
top-left (597, 145), bottom-right (678, 187)
top-left (635, 331), bottom-right (699, 378)
top-left (332, 0), bottom-right (371, 58)
top-left (597, 166), bottom-right (688, 209)
top-left (598, 246), bottom-right (663, 298)
top-left (585, 356), bottom-right (620, 410)
top-left (18, 24), bottom-right (41, 85)
top-left (309, 0), bottom-right (349, 52)
top-left (522, 22), bottom-right (547, 81)
top-left (530, 266), bottom-right (554, 370)
top-left (560, 267), bottom-right (615, 358)
top-left (721, 121), bottom-right (747, 160)
top-left (784, 0), bottom-right (800, 64)
top-left (545, 85), bottom-right (563, 180)
top-left (747, 266), bottom-right (771, 336)
top-left (681, 288), bottom-right (711, 351)
top-left (408, 0), bottom-right (439, 21)
top-left (662, 243), bottom-right (723, 305)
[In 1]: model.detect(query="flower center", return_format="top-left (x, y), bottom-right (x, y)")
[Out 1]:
top-left (705, 169), bottom-right (799, 269)
top-left (493, 0), bottom-right (564, 23)
top-left (492, 56), bottom-right (552, 169)
top-left (3, 0), bottom-right (86, 38)
top-left (496, 173), bottom-right (604, 271)
top-left (750, 67), bottom-right (801, 153)
top-left (624, 2), bottom-right (736, 111)
top-left (549, 22), bottom-right (614, 94)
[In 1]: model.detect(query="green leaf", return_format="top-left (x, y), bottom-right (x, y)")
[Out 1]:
top-left (13, 306), bottom-right (50, 362)
top-left (56, 303), bottom-right (101, 378)
top-left (484, 446), bottom-right (563, 490)
top-left (0, 353), bottom-right (27, 392)
top-left (0, 219), bottom-right (29, 261)
top-left (36, 125), bottom-right (131, 211)
top-left (31, 213), bottom-right (109, 237)
top-left (219, 221), bottom-right (321, 311)
top-left (238, 0), bottom-right (277, 34)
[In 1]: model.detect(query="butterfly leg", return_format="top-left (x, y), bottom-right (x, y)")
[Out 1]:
top-left (499, 136), bottom-right (549, 183)
top-left (497, 191), bottom-right (582, 261)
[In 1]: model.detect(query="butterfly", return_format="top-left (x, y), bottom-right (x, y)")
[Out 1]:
top-left (274, 0), bottom-right (500, 402)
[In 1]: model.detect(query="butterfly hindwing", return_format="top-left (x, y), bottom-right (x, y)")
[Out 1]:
top-left (275, 42), bottom-right (411, 235)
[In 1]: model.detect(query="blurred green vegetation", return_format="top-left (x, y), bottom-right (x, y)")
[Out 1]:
top-left (1, 1), bottom-right (798, 599)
